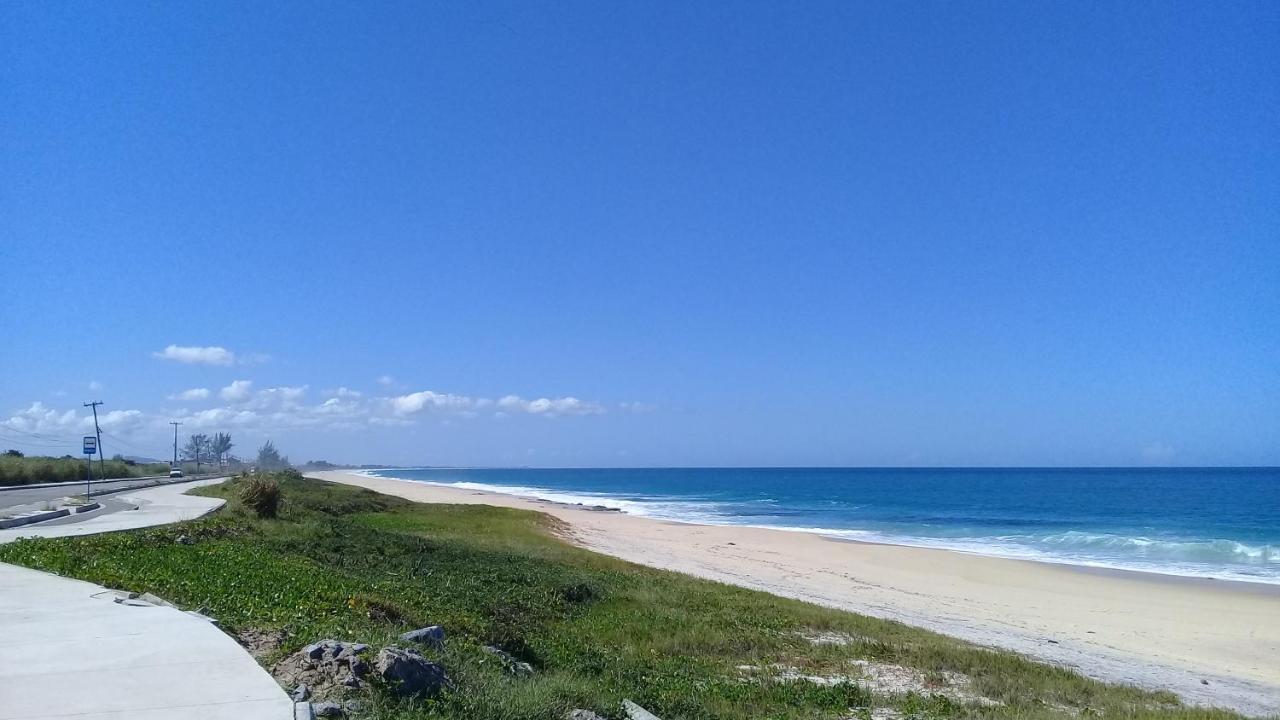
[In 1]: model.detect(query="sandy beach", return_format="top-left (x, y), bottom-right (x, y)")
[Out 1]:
top-left (311, 470), bottom-right (1280, 716)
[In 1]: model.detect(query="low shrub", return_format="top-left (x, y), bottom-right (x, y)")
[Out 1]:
top-left (239, 476), bottom-right (282, 518)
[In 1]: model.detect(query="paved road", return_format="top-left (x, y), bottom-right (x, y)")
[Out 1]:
top-left (0, 476), bottom-right (206, 512)
top-left (0, 477), bottom-right (227, 543)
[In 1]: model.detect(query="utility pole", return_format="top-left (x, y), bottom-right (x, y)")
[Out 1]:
top-left (170, 421), bottom-right (182, 467)
top-left (84, 401), bottom-right (105, 480)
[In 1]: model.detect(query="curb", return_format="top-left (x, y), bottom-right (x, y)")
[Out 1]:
top-left (0, 508), bottom-right (70, 529)
top-left (0, 479), bottom-right (227, 534)
top-left (294, 702), bottom-right (314, 720)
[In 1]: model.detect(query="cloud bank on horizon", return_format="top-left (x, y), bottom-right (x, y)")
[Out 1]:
top-left (0, 344), bottom-right (621, 462)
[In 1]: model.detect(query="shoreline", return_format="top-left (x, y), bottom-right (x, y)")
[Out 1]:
top-left (346, 469), bottom-right (1280, 589)
top-left (310, 470), bottom-right (1280, 717)
top-left (818, 535), bottom-right (1280, 597)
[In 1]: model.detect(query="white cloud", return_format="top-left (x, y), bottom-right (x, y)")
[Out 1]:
top-left (97, 409), bottom-right (145, 433)
top-left (1, 402), bottom-right (80, 435)
top-left (153, 345), bottom-right (236, 366)
top-left (169, 388), bottom-right (211, 401)
top-left (619, 401), bottom-right (657, 413)
top-left (377, 375), bottom-right (395, 386)
top-left (3, 380), bottom-right (619, 456)
top-left (88, 380), bottom-right (103, 392)
top-left (497, 395), bottom-right (605, 417)
top-left (251, 386), bottom-right (308, 410)
top-left (220, 380), bottom-right (254, 402)
top-left (184, 407), bottom-right (261, 429)
top-left (1, 403), bottom-right (148, 447)
top-left (390, 390), bottom-right (474, 415)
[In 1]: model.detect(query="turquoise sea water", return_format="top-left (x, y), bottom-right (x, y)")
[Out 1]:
top-left (366, 467), bottom-right (1280, 585)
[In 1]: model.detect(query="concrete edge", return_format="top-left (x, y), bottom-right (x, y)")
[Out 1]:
top-left (294, 701), bottom-right (314, 720)
top-left (74, 502), bottom-right (101, 514)
top-left (0, 479), bottom-right (230, 543)
top-left (0, 508), bottom-right (70, 529)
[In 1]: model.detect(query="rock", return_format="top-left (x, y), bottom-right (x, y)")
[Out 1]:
top-left (568, 711), bottom-right (606, 720)
top-left (138, 593), bottom-right (177, 609)
top-left (304, 640), bottom-right (338, 660)
top-left (176, 534), bottom-right (194, 545)
top-left (273, 639), bottom-right (375, 703)
top-left (312, 701), bottom-right (344, 717)
top-left (376, 646), bottom-right (450, 697)
top-left (481, 645), bottom-right (534, 676)
top-left (399, 625), bottom-right (446, 649)
top-left (622, 700), bottom-right (663, 720)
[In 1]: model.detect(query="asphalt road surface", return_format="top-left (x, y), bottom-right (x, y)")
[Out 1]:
top-left (0, 475), bottom-right (209, 511)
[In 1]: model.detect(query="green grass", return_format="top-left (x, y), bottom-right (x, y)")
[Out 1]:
top-left (0, 454), bottom-right (171, 486)
top-left (0, 474), bottom-right (1250, 720)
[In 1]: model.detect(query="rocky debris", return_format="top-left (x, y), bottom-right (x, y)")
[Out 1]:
top-left (845, 710), bottom-right (903, 720)
top-left (273, 640), bottom-right (373, 701)
top-left (568, 710), bottom-right (606, 720)
top-left (622, 699), bottom-right (663, 720)
top-left (481, 645), bottom-right (534, 677)
top-left (739, 661), bottom-right (1002, 708)
top-left (304, 640), bottom-right (337, 660)
top-left (399, 625), bottom-right (446, 649)
top-left (312, 701), bottom-right (344, 717)
top-left (235, 627), bottom-right (289, 661)
top-left (376, 646), bottom-right (451, 697)
top-left (1038, 701), bottom-right (1103, 718)
top-left (176, 534), bottom-right (195, 545)
top-left (795, 629), bottom-right (864, 646)
top-left (292, 683), bottom-right (311, 701)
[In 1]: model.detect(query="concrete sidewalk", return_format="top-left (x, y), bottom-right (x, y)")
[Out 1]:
top-left (0, 479), bottom-right (295, 720)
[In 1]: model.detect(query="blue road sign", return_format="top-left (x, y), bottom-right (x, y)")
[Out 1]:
top-left (83, 436), bottom-right (97, 455)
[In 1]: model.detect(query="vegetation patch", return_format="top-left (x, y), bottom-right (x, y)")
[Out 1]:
top-left (0, 451), bottom-right (169, 486)
top-left (0, 474), bottom-right (1246, 720)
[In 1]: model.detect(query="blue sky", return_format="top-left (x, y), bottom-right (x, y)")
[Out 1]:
top-left (1, 1), bottom-right (1276, 467)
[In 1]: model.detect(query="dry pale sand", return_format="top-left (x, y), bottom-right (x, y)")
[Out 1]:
top-left (310, 470), bottom-right (1280, 716)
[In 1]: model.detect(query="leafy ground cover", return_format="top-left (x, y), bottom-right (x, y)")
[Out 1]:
top-left (0, 474), bottom-right (1248, 720)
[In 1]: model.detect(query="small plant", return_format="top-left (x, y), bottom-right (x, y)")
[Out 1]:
top-left (239, 476), bottom-right (282, 519)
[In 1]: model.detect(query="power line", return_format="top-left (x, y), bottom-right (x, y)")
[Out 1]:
top-left (0, 429), bottom-right (75, 446)
top-left (97, 429), bottom-right (155, 457)
top-left (0, 425), bottom-right (78, 443)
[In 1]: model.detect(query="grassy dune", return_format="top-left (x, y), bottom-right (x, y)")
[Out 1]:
top-left (0, 474), bottom-right (1248, 720)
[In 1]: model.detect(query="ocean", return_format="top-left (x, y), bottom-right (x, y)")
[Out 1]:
top-left (365, 467), bottom-right (1280, 585)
